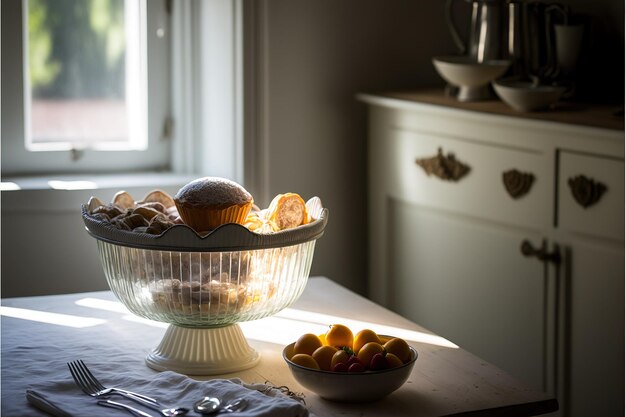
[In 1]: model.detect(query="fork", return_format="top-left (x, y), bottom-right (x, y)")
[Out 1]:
top-left (68, 360), bottom-right (189, 416)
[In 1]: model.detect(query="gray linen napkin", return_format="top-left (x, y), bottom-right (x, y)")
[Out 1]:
top-left (26, 371), bottom-right (311, 417)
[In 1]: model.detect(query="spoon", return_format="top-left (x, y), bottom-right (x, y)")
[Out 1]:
top-left (194, 397), bottom-right (221, 414)
top-left (222, 398), bottom-right (247, 413)
top-left (194, 397), bottom-right (247, 415)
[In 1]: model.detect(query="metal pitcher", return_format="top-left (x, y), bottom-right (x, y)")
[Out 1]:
top-left (445, 0), bottom-right (505, 62)
top-left (505, 1), bottom-right (579, 82)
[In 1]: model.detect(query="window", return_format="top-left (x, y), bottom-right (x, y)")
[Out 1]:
top-left (26, 0), bottom-right (146, 152)
top-left (1, 0), bottom-right (171, 175)
top-left (1, 0), bottom-right (244, 182)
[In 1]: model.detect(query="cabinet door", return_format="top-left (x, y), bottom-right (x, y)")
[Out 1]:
top-left (557, 150), bottom-right (624, 417)
top-left (565, 239), bottom-right (624, 417)
top-left (386, 197), bottom-right (554, 392)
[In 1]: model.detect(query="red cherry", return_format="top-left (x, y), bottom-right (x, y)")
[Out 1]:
top-left (332, 362), bottom-right (348, 372)
top-left (347, 355), bottom-right (364, 366)
top-left (348, 362), bottom-right (365, 372)
top-left (370, 352), bottom-right (388, 371)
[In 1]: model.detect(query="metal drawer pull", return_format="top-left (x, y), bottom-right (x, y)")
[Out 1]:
top-left (415, 147), bottom-right (471, 182)
top-left (503, 169), bottom-right (535, 199)
top-left (520, 240), bottom-right (561, 264)
top-left (568, 175), bottom-right (607, 208)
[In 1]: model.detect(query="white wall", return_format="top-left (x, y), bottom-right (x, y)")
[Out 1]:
top-left (245, 0), bottom-right (454, 295)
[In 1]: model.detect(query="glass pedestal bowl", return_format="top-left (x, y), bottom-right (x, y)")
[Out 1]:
top-left (82, 203), bottom-right (328, 375)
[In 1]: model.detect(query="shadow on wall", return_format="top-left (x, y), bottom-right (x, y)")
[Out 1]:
top-left (569, 0), bottom-right (625, 104)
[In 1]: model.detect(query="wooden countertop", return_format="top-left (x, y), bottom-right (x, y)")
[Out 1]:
top-left (1, 277), bottom-right (558, 417)
top-left (368, 89), bottom-right (624, 132)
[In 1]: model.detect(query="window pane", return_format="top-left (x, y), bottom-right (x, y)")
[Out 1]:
top-left (26, 0), bottom-right (146, 150)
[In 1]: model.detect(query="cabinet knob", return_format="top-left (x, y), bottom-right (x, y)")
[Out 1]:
top-left (520, 240), bottom-right (561, 264)
top-left (503, 169), bottom-right (535, 199)
top-left (415, 147), bottom-right (471, 182)
top-left (568, 175), bottom-right (607, 208)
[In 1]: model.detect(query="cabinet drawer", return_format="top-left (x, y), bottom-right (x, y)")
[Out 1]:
top-left (558, 151), bottom-right (624, 241)
top-left (386, 129), bottom-right (552, 229)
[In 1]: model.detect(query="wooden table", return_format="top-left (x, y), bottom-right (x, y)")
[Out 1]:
top-left (1, 277), bottom-right (557, 416)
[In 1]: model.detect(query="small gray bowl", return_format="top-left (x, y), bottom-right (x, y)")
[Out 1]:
top-left (282, 343), bottom-right (418, 402)
top-left (493, 78), bottom-right (567, 112)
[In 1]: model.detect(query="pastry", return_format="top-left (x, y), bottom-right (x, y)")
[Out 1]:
top-left (266, 193), bottom-right (308, 230)
top-left (112, 191), bottom-right (135, 209)
top-left (87, 190), bottom-right (181, 235)
top-left (174, 177), bottom-right (253, 233)
top-left (140, 190), bottom-right (176, 209)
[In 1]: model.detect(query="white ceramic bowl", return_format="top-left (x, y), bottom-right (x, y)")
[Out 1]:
top-left (282, 343), bottom-right (418, 402)
top-left (432, 55), bottom-right (510, 101)
top-left (492, 78), bottom-right (567, 112)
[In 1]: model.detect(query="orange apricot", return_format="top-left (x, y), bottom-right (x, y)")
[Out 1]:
top-left (325, 324), bottom-right (354, 348)
top-left (353, 329), bottom-right (382, 354)
top-left (291, 354), bottom-right (320, 370)
top-left (294, 333), bottom-right (323, 356)
top-left (312, 345), bottom-right (339, 371)
top-left (384, 337), bottom-right (411, 363)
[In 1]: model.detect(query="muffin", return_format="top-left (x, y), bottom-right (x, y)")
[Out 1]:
top-left (174, 177), bottom-right (253, 233)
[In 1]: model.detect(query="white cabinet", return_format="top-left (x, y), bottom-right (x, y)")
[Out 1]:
top-left (362, 92), bottom-right (624, 417)
top-left (565, 238), bottom-right (624, 417)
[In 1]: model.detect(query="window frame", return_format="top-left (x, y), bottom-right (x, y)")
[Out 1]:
top-left (2, 0), bottom-right (245, 185)
top-left (1, 0), bottom-right (172, 175)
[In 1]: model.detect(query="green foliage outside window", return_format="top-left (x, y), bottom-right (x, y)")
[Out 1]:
top-left (28, 0), bottom-right (126, 99)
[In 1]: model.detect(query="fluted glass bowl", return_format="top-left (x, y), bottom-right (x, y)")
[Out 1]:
top-left (82, 200), bottom-right (328, 374)
top-left (97, 240), bottom-right (315, 327)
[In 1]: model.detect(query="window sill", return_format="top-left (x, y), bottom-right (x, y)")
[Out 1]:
top-left (2, 171), bottom-right (195, 191)
top-left (1, 171), bottom-right (196, 212)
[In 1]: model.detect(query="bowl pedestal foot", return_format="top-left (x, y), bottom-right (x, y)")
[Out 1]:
top-left (457, 85), bottom-right (493, 101)
top-left (145, 323), bottom-right (260, 375)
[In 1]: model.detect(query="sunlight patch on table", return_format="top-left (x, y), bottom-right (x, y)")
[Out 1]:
top-left (0, 306), bottom-right (106, 328)
top-left (69, 299), bottom-right (458, 348)
top-left (75, 297), bottom-right (129, 313)
top-left (75, 298), bottom-right (167, 328)
top-left (272, 308), bottom-right (459, 349)
top-left (240, 316), bottom-right (328, 345)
